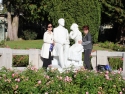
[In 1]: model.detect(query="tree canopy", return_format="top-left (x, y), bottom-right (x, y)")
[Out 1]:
top-left (101, 0), bottom-right (125, 43)
top-left (101, 0), bottom-right (125, 24)
top-left (3, 0), bottom-right (101, 42)
top-left (44, 0), bottom-right (101, 43)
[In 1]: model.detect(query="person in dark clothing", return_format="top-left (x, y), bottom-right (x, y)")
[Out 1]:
top-left (79, 25), bottom-right (93, 70)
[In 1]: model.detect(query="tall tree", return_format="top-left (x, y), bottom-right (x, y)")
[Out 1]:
top-left (4, 0), bottom-right (101, 42)
top-left (101, 0), bottom-right (125, 43)
top-left (101, 0), bottom-right (125, 24)
top-left (3, 0), bottom-right (23, 40)
top-left (3, 0), bottom-right (44, 40)
top-left (43, 0), bottom-right (101, 43)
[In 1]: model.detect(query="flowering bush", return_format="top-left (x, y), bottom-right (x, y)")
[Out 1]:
top-left (0, 65), bottom-right (125, 94)
top-left (13, 55), bottom-right (29, 67)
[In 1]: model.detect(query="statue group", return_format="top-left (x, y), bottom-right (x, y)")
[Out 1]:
top-left (51, 18), bottom-right (83, 72)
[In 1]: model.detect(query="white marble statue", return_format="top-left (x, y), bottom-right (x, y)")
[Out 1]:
top-left (53, 18), bottom-right (70, 68)
top-left (68, 23), bottom-right (83, 64)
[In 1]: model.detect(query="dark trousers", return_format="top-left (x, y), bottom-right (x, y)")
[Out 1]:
top-left (84, 49), bottom-right (92, 70)
top-left (43, 51), bottom-right (52, 69)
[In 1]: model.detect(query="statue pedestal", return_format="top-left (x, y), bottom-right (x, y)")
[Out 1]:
top-left (49, 57), bottom-right (83, 73)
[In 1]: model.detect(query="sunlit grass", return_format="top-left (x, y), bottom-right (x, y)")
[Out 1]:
top-left (5, 40), bottom-right (111, 51)
top-left (6, 40), bottom-right (43, 49)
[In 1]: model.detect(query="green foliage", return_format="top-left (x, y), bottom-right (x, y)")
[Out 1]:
top-left (21, 0), bottom-right (45, 22)
top-left (3, 0), bottom-right (45, 22)
top-left (12, 55), bottom-right (29, 67)
top-left (109, 58), bottom-right (123, 70)
top-left (5, 40), bottom-right (43, 49)
top-left (98, 41), bottom-right (124, 69)
top-left (0, 66), bottom-right (125, 93)
top-left (4, 0), bottom-right (101, 42)
top-left (44, 0), bottom-right (101, 43)
top-left (6, 37), bottom-right (10, 41)
top-left (22, 30), bottom-right (37, 40)
top-left (101, 0), bottom-right (125, 24)
top-left (99, 41), bottom-right (125, 51)
top-left (0, 40), bottom-right (6, 47)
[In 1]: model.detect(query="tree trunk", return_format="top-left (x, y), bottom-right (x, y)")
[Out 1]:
top-left (12, 15), bottom-right (19, 40)
top-left (7, 12), bottom-right (13, 40)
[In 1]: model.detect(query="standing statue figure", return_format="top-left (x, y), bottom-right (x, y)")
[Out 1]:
top-left (53, 18), bottom-right (70, 68)
top-left (68, 23), bottom-right (83, 64)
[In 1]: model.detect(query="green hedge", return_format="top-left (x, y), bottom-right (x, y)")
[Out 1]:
top-left (13, 55), bottom-right (29, 67)
top-left (109, 58), bottom-right (123, 70)
top-left (44, 0), bottom-right (101, 43)
top-left (99, 41), bottom-right (125, 51)
top-left (98, 41), bottom-right (124, 69)
top-left (12, 54), bottom-right (123, 69)
top-left (0, 66), bottom-right (125, 93)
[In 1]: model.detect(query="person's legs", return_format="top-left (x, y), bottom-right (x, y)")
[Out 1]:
top-left (87, 49), bottom-right (92, 69)
top-left (48, 51), bottom-right (52, 65)
top-left (84, 49), bottom-right (92, 70)
top-left (43, 58), bottom-right (48, 69)
top-left (43, 52), bottom-right (52, 69)
top-left (84, 50), bottom-right (87, 69)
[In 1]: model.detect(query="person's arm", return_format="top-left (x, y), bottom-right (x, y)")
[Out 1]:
top-left (43, 32), bottom-right (53, 43)
top-left (82, 34), bottom-right (92, 45)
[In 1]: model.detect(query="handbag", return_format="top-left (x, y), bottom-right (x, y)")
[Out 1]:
top-left (97, 65), bottom-right (111, 71)
top-left (49, 43), bottom-right (54, 52)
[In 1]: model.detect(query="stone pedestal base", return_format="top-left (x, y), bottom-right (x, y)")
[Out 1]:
top-left (48, 58), bottom-right (84, 73)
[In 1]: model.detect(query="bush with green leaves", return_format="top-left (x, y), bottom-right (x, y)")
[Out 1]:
top-left (22, 30), bottom-right (37, 40)
top-left (99, 41), bottom-right (125, 51)
top-left (0, 65), bottom-right (125, 94)
top-left (12, 55), bottom-right (29, 67)
top-left (109, 58), bottom-right (123, 70)
top-left (0, 40), bottom-right (6, 47)
top-left (44, 0), bottom-right (101, 43)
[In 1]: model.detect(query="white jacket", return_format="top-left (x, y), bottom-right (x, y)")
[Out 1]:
top-left (41, 31), bottom-right (54, 59)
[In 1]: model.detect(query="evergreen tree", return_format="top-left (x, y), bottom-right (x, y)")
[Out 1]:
top-left (3, 0), bottom-right (101, 42)
top-left (44, 0), bottom-right (101, 43)
top-left (101, 0), bottom-right (125, 24)
top-left (101, 0), bottom-right (125, 43)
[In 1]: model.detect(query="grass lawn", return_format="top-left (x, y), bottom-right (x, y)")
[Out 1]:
top-left (5, 40), bottom-right (111, 51)
top-left (6, 40), bottom-right (43, 49)
top-left (93, 44), bottom-right (113, 51)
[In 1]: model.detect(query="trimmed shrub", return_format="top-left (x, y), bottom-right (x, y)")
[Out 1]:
top-left (109, 58), bottom-right (123, 70)
top-left (44, 0), bottom-right (101, 43)
top-left (12, 55), bottom-right (29, 67)
top-left (22, 30), bottom-right (37, 40)
top-left (99, 41), bottom-right (125, 51)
